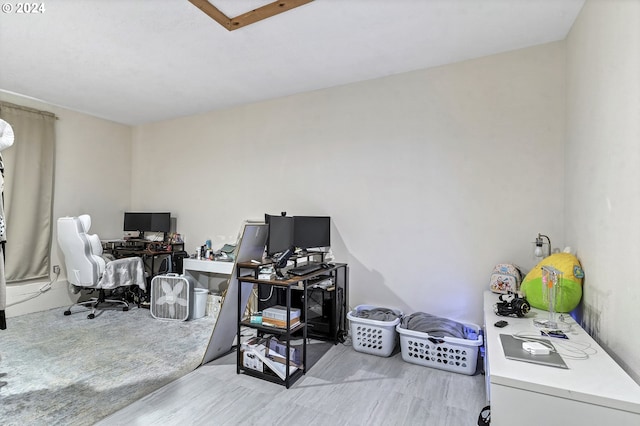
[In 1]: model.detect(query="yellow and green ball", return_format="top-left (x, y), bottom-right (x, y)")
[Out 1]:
top-left (521, 252), bottom-right (584, 313)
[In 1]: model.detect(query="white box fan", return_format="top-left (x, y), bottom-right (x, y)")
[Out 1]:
top-left (150, 274), bottom-right (191, 321)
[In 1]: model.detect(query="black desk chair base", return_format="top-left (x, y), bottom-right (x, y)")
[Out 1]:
top-left (64, 288), bottom-right (129, 319)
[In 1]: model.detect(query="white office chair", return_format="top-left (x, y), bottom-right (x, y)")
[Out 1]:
top-left (57, 215), bottom-right (146, 319)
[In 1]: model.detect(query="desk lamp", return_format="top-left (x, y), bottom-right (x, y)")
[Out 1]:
top-left (534, 233), bottom-right (551, 259)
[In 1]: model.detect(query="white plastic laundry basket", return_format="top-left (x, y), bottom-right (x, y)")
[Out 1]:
top-left (396, 322), bottom-right (483, 375)
top-left (347, 305), bottom-right (403, 357)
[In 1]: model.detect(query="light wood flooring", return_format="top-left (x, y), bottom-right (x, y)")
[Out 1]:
top-left (97, 339), bottom-right (486, 426)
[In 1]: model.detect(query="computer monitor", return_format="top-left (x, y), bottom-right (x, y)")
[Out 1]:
top-left (123, 212), bottom-right (171, 237)
top-left (265, 214), bottom-right (294, 256)
top-left (293, 216), bottom-right (330, 250)
top-left (149, 212), bottom-right (171, 233)
top-left (124, 212), bottom-right (150, 235)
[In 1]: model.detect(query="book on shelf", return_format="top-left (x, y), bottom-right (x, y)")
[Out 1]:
top-left (261, 317), bottom-right (300, 329)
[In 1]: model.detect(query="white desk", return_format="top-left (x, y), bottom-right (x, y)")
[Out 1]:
top-left (183, 258), bottom-right (234, 275)
top-left (483, 291), bottom-right (640, 425)
top-left (182, 258), bottom-right (234, 289)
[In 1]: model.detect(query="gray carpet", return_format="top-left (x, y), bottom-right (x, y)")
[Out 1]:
top-left (0, 304), bottom-right (216, 426)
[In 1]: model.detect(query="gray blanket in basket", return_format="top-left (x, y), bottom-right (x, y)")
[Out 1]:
top-left (352, 307), bottom-right (399, 322)
top-left (400, 312), bottom-right (470, 339)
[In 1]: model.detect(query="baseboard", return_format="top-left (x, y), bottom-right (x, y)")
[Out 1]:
top-left (5, 279), bottom-right (74, 318)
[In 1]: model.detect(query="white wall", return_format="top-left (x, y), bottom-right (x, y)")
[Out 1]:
top-left (565, 0), bottom-right (640, 382)
top-left (0, 91), bottom-right (133, 317)
top-left (5, 0), bottom-right (639, 386)
top-left (132, 42), bottom-right (566, 326)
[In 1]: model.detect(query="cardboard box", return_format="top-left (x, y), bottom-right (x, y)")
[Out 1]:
top-left (242, 349), bottom-right (264, 372)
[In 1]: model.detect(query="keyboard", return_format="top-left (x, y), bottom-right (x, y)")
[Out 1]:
top-left (288, 263), bottom-right (323, 276)
top-left (116, 246), bottom-right (143, 251)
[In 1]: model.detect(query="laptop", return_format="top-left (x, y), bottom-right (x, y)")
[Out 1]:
top-left (500, 334), bottom-right (568, 369)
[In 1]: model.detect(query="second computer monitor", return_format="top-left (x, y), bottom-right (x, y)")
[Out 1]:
top-left (293, 216), bottom-right (330, 250)
top-left (266, 214), bottom-right (294, 256)
top-left (123, 212), bottom-right (171, 236)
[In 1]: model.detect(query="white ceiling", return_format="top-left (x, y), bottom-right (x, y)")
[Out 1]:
top-left (0, 0), bottom-right (585, 125)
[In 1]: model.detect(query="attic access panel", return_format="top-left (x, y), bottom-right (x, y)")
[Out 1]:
top-left (188, 0), bottom-right (314, 31)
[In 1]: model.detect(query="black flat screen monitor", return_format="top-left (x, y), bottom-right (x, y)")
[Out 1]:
top-left (293, 216), bottom-right (330, 250)
top-left (124, 213), bottom-right (150, 233)
top-left (150, 213), bottom-right (171, 232)
top-left (265, 214), bottom-right (294, 256)
top-left (124, 212), bottom-right (171, 235)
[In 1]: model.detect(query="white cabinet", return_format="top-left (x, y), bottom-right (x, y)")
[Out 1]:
top-left (483, 291), bottom-right (640, 425)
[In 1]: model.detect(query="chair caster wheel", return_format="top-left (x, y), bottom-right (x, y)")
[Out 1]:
top-left (123, 307), bottom-right (129, 311)
top-left (87, 313), bottom-right (95, 319)
top-left (64, 310), bottom-right (71, 316)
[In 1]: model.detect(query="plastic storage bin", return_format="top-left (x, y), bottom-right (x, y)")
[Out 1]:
top-left (396, 322), bottom-right (483, 375)
top-left (347, 305), bottom-right (403, 357)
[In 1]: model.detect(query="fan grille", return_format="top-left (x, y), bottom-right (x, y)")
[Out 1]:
top-left (150, 275), bottom-right (190, 321)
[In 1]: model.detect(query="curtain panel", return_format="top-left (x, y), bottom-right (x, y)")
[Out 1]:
top-left (0, 102), bottom-right (56, 282)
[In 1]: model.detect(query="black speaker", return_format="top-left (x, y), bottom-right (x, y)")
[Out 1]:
top-left (172, 250), bottom-right (189, 275)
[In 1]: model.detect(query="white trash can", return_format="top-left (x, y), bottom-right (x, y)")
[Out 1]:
top-left (190, 288), bottom-right (209, 320)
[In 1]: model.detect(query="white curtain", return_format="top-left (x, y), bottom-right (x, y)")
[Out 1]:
top-left (0, 102), bottom-right (56, 282)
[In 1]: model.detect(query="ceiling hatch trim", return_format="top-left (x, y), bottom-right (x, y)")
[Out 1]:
top-left (188, 0), bottom-right (314, 31)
